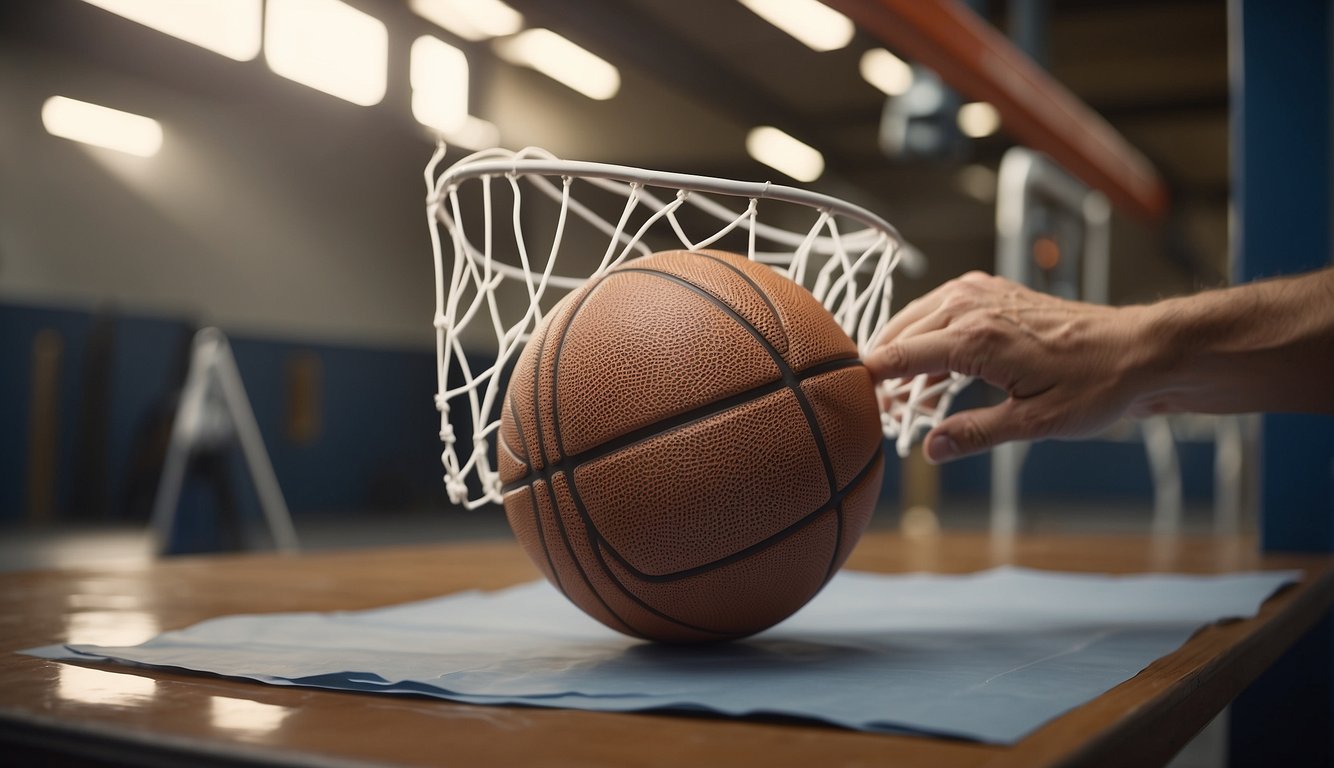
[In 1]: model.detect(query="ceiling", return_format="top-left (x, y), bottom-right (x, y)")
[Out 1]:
top-left (498, 0), bottom-right (1232, 296)
top-left (1, 0), bottom-right (1232, 307)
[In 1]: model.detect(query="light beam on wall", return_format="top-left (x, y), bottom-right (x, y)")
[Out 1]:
top-left (79, 0), bottom-right (262, 61)
top-left (746, 126), bottom-right (824, 182)
top-left (409, 0), bottom-right (523, 42)
top-left (265, 0), bottom-right (388, 106)
top-left (42, 96), bottom-right (163, 158)
top-left (737, 0), bottom-right (855, 52)
top-left (493, 29), bottom-right (620, 101)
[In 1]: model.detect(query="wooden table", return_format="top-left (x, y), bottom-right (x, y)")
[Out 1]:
top-left (2, 531), bottom-right (1331, 768)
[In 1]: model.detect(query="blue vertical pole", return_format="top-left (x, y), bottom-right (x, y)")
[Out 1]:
top-left (1229, 0), bottom-right (1334, 764)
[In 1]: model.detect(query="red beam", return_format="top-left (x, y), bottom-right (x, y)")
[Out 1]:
top-left (826, 0), bottom-right (1169, 221)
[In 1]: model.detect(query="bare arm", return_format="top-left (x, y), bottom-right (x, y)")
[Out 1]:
top-left (1139, 268), bottom-right (1334, 415)
top-left (864, 268), bottom-right (1334, 463)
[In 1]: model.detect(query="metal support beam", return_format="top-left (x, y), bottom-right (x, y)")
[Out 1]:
top-left (824, 0), bottom-right (1169, 221)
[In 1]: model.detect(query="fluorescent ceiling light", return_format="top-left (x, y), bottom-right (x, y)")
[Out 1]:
top-left (737, 0), bottom-right (855, 52)
top-left (957, 101), bottom-right (1001, 138)
top-left (412, 36), bottom-right (470, 133)
top-left (860, 48), bottom-right (913, 96)
top-left (410, 0), bottom-right (523, 42)
top-left (42, 96), bottom-right (163, 157)
top-left (265, 0), bottom-right (388, 106)
top-left (746, 126), bottom-right (824, 182)
top-left (493, 29), bottom-right (620, 101)
top-left (79, 0), bottom-right (261, 61)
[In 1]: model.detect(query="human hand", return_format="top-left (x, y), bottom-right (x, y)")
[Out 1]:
top-left (865, 272), bottom-right (1156, 463)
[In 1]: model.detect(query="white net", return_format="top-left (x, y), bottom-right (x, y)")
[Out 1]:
top-left (425, 145), bottom-right (968, 508)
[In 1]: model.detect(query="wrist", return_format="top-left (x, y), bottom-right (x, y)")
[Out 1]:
top-left (1118, 300), bottom-right (1193, 416)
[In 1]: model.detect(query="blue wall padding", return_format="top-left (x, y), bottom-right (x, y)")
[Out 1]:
top-left (227, 336), bottom-right (446, 514)
top-left (1, 303), bottom-right (92, 522)
top-left (4, 301), bottom-right (1214, 526)
top-left (3, 302), bottom-right (448, 524)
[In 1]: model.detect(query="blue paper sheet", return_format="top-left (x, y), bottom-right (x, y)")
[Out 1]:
top-left (26, 566), bottom-right (1295, 743)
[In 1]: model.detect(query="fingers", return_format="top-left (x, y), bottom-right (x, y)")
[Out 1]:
top-left (923, 399), bottom-right (1052, 463)
top-left (868, 272), bottom-right (1003, 378)
top-left (869, 272), bottom-right (1064, 463)
top-left (864, 331), bottom-right (956, 381)
top-left (869, 272), bottom-right (976, 347)
top-left (869, 295), bottom-right (939, 351)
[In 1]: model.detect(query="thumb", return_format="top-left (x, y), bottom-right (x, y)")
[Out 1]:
top-left (924, 400), bottom-right (1035, 464)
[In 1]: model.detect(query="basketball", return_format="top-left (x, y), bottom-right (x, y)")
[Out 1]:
top-left (498, 249), bottom-right (884, 643)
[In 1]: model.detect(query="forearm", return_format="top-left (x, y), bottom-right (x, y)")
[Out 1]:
top-left (1131, 268), bottom-right (1334, 415)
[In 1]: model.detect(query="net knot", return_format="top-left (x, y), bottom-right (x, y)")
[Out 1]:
top-left (444, 476), bottom-right (469, 504)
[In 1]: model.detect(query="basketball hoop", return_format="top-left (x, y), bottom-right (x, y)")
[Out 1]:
top-left (425, 144), bottom-right (968, 508)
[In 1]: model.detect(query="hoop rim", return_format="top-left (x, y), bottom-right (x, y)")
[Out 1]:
top-left (423, 146), bottom-right (961, 507)
top-left (432, 156), bottom-right (906, 249)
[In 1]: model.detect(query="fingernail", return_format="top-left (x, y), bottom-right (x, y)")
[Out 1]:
top-left (926, 434), bottom-right (959, 464)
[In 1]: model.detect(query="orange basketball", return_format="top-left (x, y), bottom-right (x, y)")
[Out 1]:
top-left (498, 249), bottom-right (884, 643)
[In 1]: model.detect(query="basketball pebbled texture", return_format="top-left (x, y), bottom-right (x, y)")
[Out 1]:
top-left (498, 249), bottom-right (884, 643)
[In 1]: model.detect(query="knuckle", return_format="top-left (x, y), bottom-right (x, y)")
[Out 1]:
top-left (882, 342), bottom-right (909, 370)
top-left (955, 415), bottom-right (993, 451)
top-left (944, 340), bottom-right (967, 373)
top-left (1018, 406), bottom-right (1058, 438)
top-left (955, 319), bottom-right (1001, 352)
top-left (946, 337), bottom-right (989, 378)
top-left (940, 291), bottom-right (976, 314)
top-left (940, 276), bottom-right (976, 300)
top-left (869, 342), bottom-right (909, 376)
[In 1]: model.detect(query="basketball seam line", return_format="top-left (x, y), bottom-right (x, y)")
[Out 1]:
top-left (529, 277), bottom-right (645, 639)
top-left (547, 476), bottom-right (659, 638)
top-left (823, 489), bottom-right (847, 587)
top-left (695, 251), bottom-right (790, 355)
top-left (572, 477), bottom-right (735, 637)
top-left (547, 273), bottom-right (726, 638)
top-left (612, 268), bottom-right (844, 585)
top-left (499, 355), bottom-right (860, 493)
top-left (552, 265), bottom-right (851, 637)
top-left (610, 268), bottom-right (840, 496)
top-left (496, 430), bottom-right (525, 465)
top-left (533, 451), bottom-right (864, 638)
top-left (507, 394), bottom-right (569, 601)
top-left (595, 445), bottom-right (882, 584)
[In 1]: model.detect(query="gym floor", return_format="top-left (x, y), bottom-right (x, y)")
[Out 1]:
top-left (0, 499), bottom-right (1222, 573)
top-left (0, 499), bottom-right (1229, 768)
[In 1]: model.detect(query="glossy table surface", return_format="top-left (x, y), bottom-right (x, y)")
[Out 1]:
top-left (2, 530), bottom-right (1331, 768)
